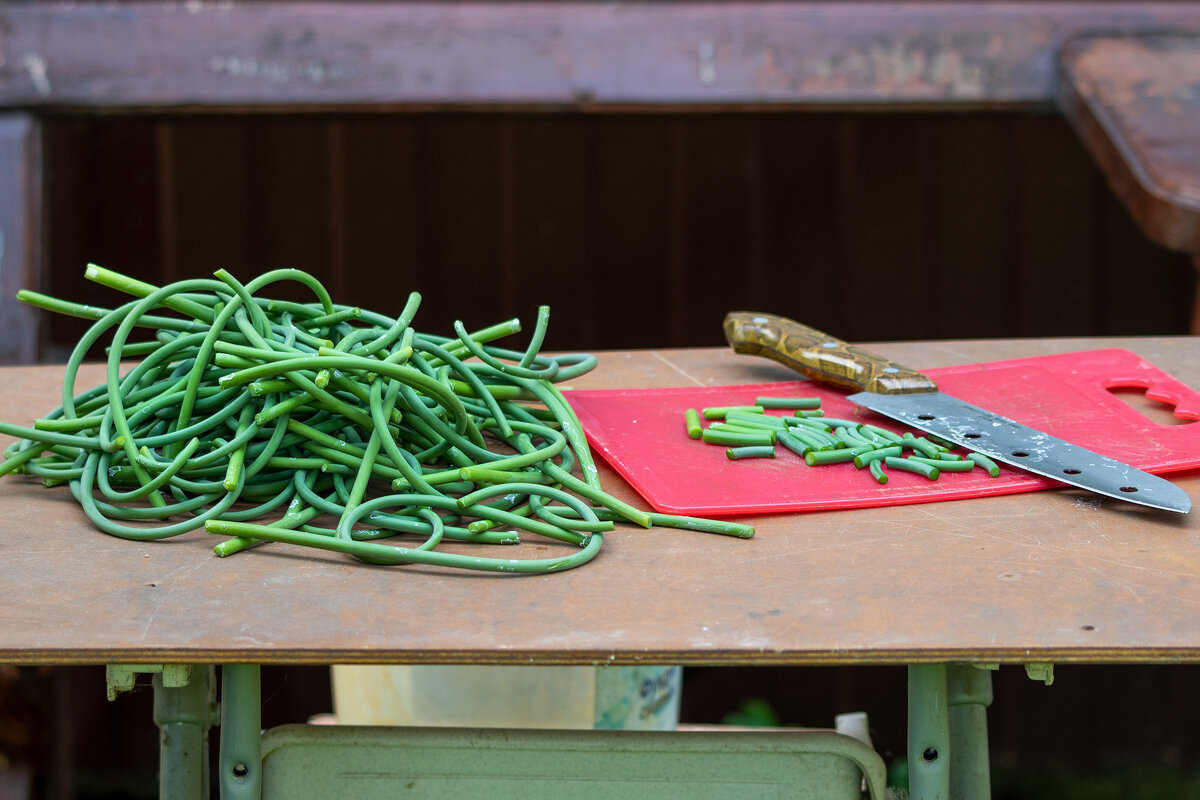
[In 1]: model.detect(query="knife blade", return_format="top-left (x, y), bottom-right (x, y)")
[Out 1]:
top-left (723, 311), bottom-right (1191, 513)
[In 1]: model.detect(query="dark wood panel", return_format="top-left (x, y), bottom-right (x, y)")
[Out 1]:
top-left (245, 118), bottom-right (332, 283)
top-left (757, 116), bottom-right (843, 339)
top-left (673, 117), bottom-right (762, 343)
top-left (43, 119), bottom-right (162, 359)
top-left (833, 115), bottom-right (938, 342)
top-left (38, 112), bottom-right (1196, 357)
top-left (1009, 114), bottom-right (1105, 337)
top-left (3, 3), bottom-right (1200, 111)
top-left (929, 115), bottom-right (1021, 341)
top-left (408, 117), bottom-right (506, 335)
top-left (340, 117), bottom-right (425, 318)
top-left (167, 119), bottom-right (254, 280)
top-left (507, 116), bottom-right (594, 347)
top-left (1098, 173), bottom-right (1199, 337)
top-left (587, 117), bottom-right (675, 350)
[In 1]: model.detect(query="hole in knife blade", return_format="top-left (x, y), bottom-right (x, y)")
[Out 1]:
top-left (964, 433), bottom-right (982, 439)
top-left (1063, 468), bottom-right (1082, 475)
top-left (917, 414), bottom-right (936, 421)
top-left (1011, 451), bottom-right (1029, 458)
top-left (1119, 486), bottom-right (1139, 493)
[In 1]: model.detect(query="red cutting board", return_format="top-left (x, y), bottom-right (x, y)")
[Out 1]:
top-left (565, 349), bottom-right (1200, 515)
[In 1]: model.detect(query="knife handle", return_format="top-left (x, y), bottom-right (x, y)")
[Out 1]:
top-left (723, 312), bottom-right (937, 395)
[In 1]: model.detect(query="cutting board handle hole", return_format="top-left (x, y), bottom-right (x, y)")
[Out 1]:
top-left (1106, 384), bottom-right (1196, 426)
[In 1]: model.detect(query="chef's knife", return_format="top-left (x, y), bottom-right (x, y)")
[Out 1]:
top-left (723, 312), bottom-right (1191, 513)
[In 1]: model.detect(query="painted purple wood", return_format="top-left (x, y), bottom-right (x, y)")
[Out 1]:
top-left (0, 3), bottom-right (1198, 110)
top-left (0, 114), bottom-right (41, 364)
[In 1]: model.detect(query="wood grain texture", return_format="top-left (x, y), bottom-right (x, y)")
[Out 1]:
top-left (36, 109), bottom-right (1198, 359)
top-left (0, 3), bottom-right (1199, 110)
top-left (0, 337), bottom-right (1196, 667)
top-left (723, 311), bottom-right (936, 394)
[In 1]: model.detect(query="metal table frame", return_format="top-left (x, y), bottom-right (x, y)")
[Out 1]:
top-left (116, 661), bottom-right (1016, 799)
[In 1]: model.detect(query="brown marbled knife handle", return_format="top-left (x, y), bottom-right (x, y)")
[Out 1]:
top-left (723, 312), bottom-right (938, 395)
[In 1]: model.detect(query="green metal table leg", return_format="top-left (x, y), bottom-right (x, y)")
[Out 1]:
top-left (153, 665), bottom-right (216, 800)
top-left (948, 665), bottom-right (994, 800)
top-left (220, 665), bottom-right (263, 800)
top-left (908, 664), bottom-right (950, 800)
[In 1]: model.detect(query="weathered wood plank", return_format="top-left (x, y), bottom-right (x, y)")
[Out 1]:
top-left (1059, 34), bottom-right (1200, 252)
top-left (1058, 33), bottom-right (1200, 333)
top-left (0, 3), bottom-right (1198, 111)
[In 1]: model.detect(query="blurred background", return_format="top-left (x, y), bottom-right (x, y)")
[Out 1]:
top-left (40, 111), bottom-right (1194, 360)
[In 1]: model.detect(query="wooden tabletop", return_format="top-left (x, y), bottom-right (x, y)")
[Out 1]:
top-left (0, 337), bottom-right (1197, 667)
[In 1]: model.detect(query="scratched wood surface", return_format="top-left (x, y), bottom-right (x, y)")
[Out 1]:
top-left (0, 3), bottom-right (1199, 110)
top-left (0, 337), bottom-right (1196, 666)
